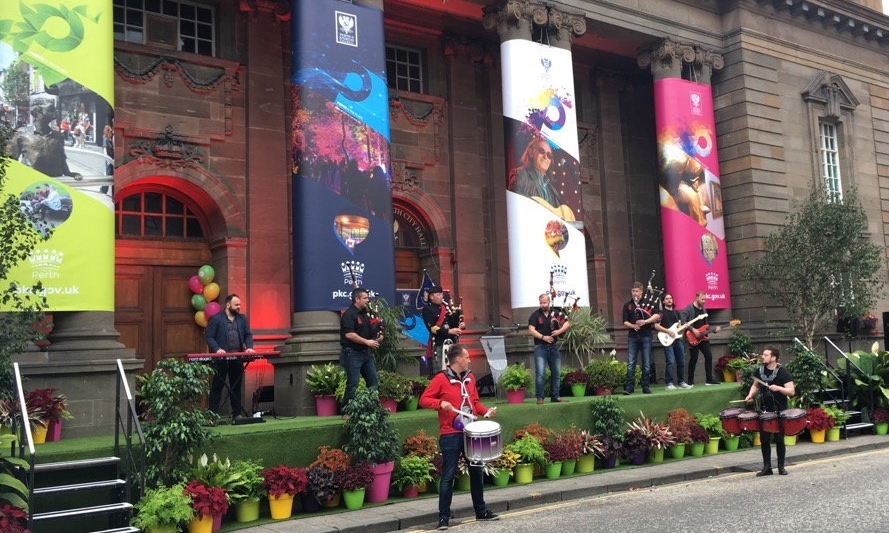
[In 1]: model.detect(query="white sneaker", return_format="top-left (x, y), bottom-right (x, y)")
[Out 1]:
top-left (665, 384), bottom-right (677, 391)
top-left (679, 382), bottom-right (693, 389)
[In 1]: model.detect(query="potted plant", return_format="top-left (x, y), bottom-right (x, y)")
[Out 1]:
top-left (0, 503), bottom-right (29, 533)
top-left (714, 355), bottom-right (739, 383)
top-left (376, 370), bottom-right (412, 413)
top-left (541, 435), bottom-right (570, 479)
top-left (695, 413), bottom-right (723, 454)
top-left (558, 307), bottom-right (612, 367)
top-left (666, 408), bottom-right (694, 458)
top-left (724, 357), bottom-right (750, 383)
top-left (402, 429), bottom-right (438, 460)
top-left (872, 407), bottom-right (889, 435)
top-left (499, 363), bottom-right (533, 403)
top-left (131, 483), bottom-right (194, 533)
top-left (584, 356), bottom-right (623, 395)
top-left (405, 377), bottom-right (429, 411)
top-left (513, 422), bottom-right (555, 444)
top-left (306, 363), bottom-right (345, 416)
top-left (688, 424), bottom-right (710, 457)
top-left (506, 434), bottom-right (547, 484)
top-left (342, 388), bottom-right (401, 503)
top-left (24, 388), bottom-right (71, 442)
top-left (392, 455), bottom-right (434, 498)
top-left (304, 466), bottom-right (340, 511)
top-left (727, 328), bottom-right (756, 358)
top-left (627, 412), bottom-right (676, 463)
top-left (184, 480), bottom-right (228, 533)
top-left (261, 464), bottom-right (307, 519)
top-left (591, 395), bottom-right (625, 468)
top-left (805, 407), bottom-right (834, 443)
top-left (822, 405), bottom-right (850, 442)
top-left (225, 459), bottom-right (264, 523)
top-left (620, 426), bottom-right (651, 465)
top-left (564, 369), bottom-right (589, 397)
top-left (488, 448), bottom-right (520, 486)
top-left (577, 430), bottom-right (604, 473)
top-left (558, 426), bottom-right (585, 475)
top-left (339, 462), bottom-right (375, 510)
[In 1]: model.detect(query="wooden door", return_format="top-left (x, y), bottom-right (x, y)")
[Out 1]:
top-left (395, 250), bottom-right (420, 288)
top-left (116, 264), bottom-right (205, 373)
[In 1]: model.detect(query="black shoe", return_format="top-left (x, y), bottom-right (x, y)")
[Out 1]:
top-left (643, 389), bottom-right (652, 394)
top-left (778, 467), bottom-right (788, 476)
top-left (476, 510), bottom-right (499, 521)
top-left (438, 517), bottom-right (449, 530)
top-left (756, 468), bottom-right (773, 477)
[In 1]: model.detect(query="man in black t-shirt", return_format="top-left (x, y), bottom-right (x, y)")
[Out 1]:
top-left (680, 291), bottom-right (721, 385)
top-left (340, 288), bottom-right (381, 413)
top-left (744, 346), bottom-right (795, 476)
top-left (528, 293), bottom-right (571, 404)
top-left (653, 293), bottom-right (692, 390)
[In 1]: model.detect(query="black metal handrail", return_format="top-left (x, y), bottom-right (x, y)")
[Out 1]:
top-left (114, 359), bottom-right (145, 502)
top-left (792, 338), bottom-right (846, 408)
top-left (824, 336), bottom-right (875, 417)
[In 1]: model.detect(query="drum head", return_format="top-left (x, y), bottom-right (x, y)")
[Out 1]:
top-left (719, 407), bottom-right (745, 419)
top-left (465, 420), bottom-right (500, 433)
top-left (780, 408), bottom-right (806, 419)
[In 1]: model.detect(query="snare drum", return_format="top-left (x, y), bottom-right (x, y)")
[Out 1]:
top-left (738, 411), bottom-right (760, 432)
top-left (463, 420), bottom-right (502, 464)
top-left (780, 408), bottom-right (807, 436)
top-left (760, 411), bottom-right (780, 433)
top-left (718, 407), bottom-right (745, 435)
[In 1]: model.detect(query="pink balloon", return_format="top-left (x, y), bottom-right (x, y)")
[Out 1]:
top-left (188, 275), bottom-right (204, 294)
top-left (204, 301), bottom-right (222, 319)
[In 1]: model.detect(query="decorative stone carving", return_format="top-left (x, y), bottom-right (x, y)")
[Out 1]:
top-left (389, 95), bottom-right (445, 162)
top-left (482, 0), bottom-right (586, 41)
top-left (802, 72), bottom-right (859, 120)
top-left (125, 125), bottom-right (205, 171)
top-left (637, 38), bottom-right (723, 82)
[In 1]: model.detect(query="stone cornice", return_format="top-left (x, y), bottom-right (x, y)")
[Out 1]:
top-left (753, 0), bottom-right (889, 49)
top-left (637, 37), bottom-right (724, 72)
top-left (239, 0), bottom-right (290, 21)
top-left (482, 0), bottom-right (586, 39)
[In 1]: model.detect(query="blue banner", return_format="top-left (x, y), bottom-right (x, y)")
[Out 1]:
top-left (291, 0), bottom-right (394, 312)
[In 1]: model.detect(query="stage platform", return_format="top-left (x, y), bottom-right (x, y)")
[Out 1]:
top-left (33, 383), bottom-right (742, 468)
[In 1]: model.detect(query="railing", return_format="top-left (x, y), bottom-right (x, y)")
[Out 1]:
top-left (12, 362), bottom-right (37, 532)
top-left (824, 336), bottom-right (875, 416)
top-left (793, 338), bottom-right (846, 409)
top-left (114, 359), bottom-right (145, 502)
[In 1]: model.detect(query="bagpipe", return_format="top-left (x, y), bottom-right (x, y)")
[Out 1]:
top-left (634, 270), bottom-right (664, 320)
top-left (346, 262), bottom-right (383, 338)
top-left (547, 272), bottom-right (580, 336)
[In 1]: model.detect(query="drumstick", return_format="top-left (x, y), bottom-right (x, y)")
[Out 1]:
top-left (448, 407), bottom-right (477, 421)
top-left (752, 376), bottom-right (768, 387)
top-left (728, 399), bottom-right (746, 403)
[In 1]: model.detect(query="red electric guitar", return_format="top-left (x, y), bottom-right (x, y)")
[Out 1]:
top-left (685, 319), bottom-right (741, 347)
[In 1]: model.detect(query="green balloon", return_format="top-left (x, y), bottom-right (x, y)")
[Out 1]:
top-left (191, 294), bottom-right (207, 311)
top-left (198, 264), bottom-right (215, 285)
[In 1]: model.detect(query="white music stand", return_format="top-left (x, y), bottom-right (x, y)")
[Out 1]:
top-left (480, 335), bottom-right (508, 399)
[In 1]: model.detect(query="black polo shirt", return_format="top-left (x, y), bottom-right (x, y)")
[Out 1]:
top-left (340, 304), bottom-right (372, 351)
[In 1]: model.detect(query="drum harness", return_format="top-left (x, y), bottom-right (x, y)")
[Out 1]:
top-left (756, 364), bottom-right (785, 434)
top-left (445, 367), bottom-right (475, 431)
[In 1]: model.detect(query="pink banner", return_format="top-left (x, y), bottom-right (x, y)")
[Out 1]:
top-left (654, 78), bottom-right (730, 309)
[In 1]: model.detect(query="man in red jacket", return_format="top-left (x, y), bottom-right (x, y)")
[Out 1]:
top-left (419, 344), bottom-right (499, 530)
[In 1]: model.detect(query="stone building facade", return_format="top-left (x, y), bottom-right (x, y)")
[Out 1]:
top-left (17, 0), bottom-right (889, 432)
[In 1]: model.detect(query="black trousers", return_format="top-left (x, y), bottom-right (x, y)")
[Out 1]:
top-left (759, 430), bottom-right (786, 468)
top-left (209, 360), bottom-right (245, 416)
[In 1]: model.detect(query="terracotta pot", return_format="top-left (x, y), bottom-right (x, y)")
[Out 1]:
top-left (402, 484), bottom-right (419, 498)
top-left (595, 386), bottom-right (613, 396)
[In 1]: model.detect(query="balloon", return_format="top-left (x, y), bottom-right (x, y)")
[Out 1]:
top-left (194, 311), bottom-right (208, 328)
top-left (198, 265), bottom-right (215, 285)
top-left (204, 301), bottom-right (222, 319)
top-left (202, 282), bottom-right (220, 302)
top-left (188, 275), bottom-right (204, 294)
top-left (191, 294), bottom-right (207, 311)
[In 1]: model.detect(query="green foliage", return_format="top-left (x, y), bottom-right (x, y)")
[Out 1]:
top-left (746, 187), bottom-right (885, 348)
top-left (505, 434), bottom-right (547, 467)
top-left (841, 343), bottom-right (889, 410)
top-left (584, 355), bottom-right (623, 389)
top-left (784, 344), bottom-right (826, 409)
top-left (694, 413), bottom-right (722, 438)
top-left (372, 298), bottom-right (411, 372)
top-left (589, 395), bottom-right (624, 440)
top-left (377, 370), bottom-right (412, 403)
top-left (822, 405), bottom-right (850, 427)
top-left (0, 59), bottom-right (29, 110)
top-left (131, 483), bottom-right (194, 531)
top-left (559, 307), bottom-right (612, 367)
top-left (0, 120), bottom-right (50, 401)
top-left (0, 454), bottom-right (29, 511)
top-left (306, 363), bottom-right (345, 396)
top-left (188, 453), bottom-right (263, 504)
top-left (138, 358), bottom-right (217, 487)
top-left (727, 329), bottom-right (756, 358)
top-left (342, 388), bottom-right (401, 465)
top-left (391, 455), bottom-right (434, 490)
top-left (498, 363), bottom-right (532, 392)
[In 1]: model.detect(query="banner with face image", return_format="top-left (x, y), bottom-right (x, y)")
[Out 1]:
top-left (501, 39), bottom-right (589, 310)
top-left (655, 78), bottom-right (731, 309)
top-left (290, 0), bottom-right (395, 311)
top-left (0, 0), bottom-right (114, 311)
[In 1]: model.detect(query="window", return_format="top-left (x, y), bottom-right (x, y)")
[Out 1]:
top-left (113, 0), bottom-right (215, 56)
top-left (116, 191), bottom-right (205, 240)
top-left (386, 45), bottom-right (424, 93)
top-left (819, 122), bottom-right (842, 202)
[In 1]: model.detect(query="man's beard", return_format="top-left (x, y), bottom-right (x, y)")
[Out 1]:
top-left (229, 308), bottom-right (240, 316)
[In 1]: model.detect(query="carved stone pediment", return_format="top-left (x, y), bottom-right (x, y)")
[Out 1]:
top-left (802, 72), bottom-right (859, 120)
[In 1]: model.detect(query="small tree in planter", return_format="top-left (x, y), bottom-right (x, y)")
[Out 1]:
top-left (499, 363), bottom-right (533, 402)
top-left (131, 483), bottom-right (194, 533)
top-left (342, 388), bottom-right (401, 503)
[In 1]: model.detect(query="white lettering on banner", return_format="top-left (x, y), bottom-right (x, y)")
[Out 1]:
top-left (16, 285), bottom-right (79, 296)
top-left (331, 289), bottom-right (378, 300)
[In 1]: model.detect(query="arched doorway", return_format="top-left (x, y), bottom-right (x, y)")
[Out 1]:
top-left (393, 200), bottom-right (435, 288)
top-left (114, 187), bottom-right (212, 373)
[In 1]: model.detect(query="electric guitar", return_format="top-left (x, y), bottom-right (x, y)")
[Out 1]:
top-left (657, 313), bottom-right (707, 347)
top-left (686, 319), bottom-right (742, 347)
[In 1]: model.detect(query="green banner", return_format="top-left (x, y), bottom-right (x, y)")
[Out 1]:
top-left (1, 0), bottom-right (114, 311)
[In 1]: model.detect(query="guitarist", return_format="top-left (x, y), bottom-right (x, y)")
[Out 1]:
top-left (680, 291), bottom-right (721, 386)
top-left (653, 293), bottom-right (692, 391)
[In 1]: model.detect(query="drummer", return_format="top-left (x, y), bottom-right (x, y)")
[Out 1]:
top-left (744, 346), bottom-right (795, 476)
top-left (419, 344), bottom-right (499, 530)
